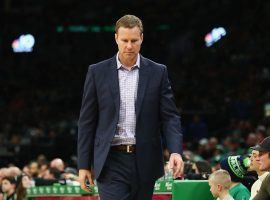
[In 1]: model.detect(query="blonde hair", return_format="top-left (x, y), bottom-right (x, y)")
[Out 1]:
top-left (115, 15), bottom-right (143, 34)
top-left (209, 169), bottom-right (232, 189)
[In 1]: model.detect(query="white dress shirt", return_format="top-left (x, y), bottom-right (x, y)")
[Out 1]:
top-left (250, 171), bottom-right (270, 200)
top-left (111, 53), bottom-right (140, 146)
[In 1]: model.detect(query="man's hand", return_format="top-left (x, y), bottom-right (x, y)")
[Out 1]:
top-left (168, 153), bottom-right (184, 179)
top-left (78, 169), bottom-right (95, 192)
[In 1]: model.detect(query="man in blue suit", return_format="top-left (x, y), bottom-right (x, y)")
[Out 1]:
top-left (77, 14), bottom-right (183, 200)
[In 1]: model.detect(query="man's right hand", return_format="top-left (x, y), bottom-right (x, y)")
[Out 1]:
top-left (78, 169), bottom-right (95, 192)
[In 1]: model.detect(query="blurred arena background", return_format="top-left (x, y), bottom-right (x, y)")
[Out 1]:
top-left (1, 0), bottom-right (270, 174)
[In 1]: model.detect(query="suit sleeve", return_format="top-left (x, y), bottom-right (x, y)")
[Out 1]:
top-left (77, 66), bottom-right (98, 169)
top-left (160, 65), bottom-right (183, 154)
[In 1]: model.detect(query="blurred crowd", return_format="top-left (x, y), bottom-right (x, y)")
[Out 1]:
top-left (0, 157), bottom-right (79, 200)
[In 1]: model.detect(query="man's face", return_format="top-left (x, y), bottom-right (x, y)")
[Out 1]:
top-left (249, 150), bottom-right (261, 172)
top-left (256, 151), bottom-right (270, 171)
top-left (115, 26), bottom-right (143, 65)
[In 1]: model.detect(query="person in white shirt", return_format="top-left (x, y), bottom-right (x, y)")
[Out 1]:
top-left (248, 149), bottom-right (270, 199)
top-left (209, 169), bottom-right (234, 200)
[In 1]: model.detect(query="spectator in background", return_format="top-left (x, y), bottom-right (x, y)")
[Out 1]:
top-left (185, 160), bottom-right (212, 180)
top-left (248, 149), bottom-right (269, 199)
top-left (1, 177), bottom-right (17, 200)
top-left (28, 161), bottom-right (39, 178)
top-left (43, 167), bottom-right (61, 180)
top-left (252, 136), bottom-right (270, 200)
top-left (62, 167), bottom-right (79, 182)
top-left (220, 156), bottom-right (251, 200)
top-left (208, 169), bottom-right (234, 200)
top-left (37, 155), bottom-right (49, 178)
top-left (16, 173), bottom-right (33, 200)
top-left (37, 163), bottom-right (48, 178)
top-left (192, 160), bottom-right (212, 174)
top-left (50, 158), bottom-right (65, 172)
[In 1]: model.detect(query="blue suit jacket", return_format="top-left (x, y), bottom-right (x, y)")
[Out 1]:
top-left (77, 55), bottom-right (182, 181)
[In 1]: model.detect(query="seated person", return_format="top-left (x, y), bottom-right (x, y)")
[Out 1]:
top-left (209, 169), bottom-right (234, 200)
top-left (220, 155), bottom-right (251, 200)
top-left (248, 149), bottom-right (269, 199)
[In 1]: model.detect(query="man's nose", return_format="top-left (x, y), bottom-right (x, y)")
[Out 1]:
top-left (127, 42), bottom-right (132, 49)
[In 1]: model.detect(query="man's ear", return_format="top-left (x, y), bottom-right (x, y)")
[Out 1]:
top-left (115, 33), bottom-right (118, 44)
top-left (217, 184), bottom-right (223, 192)
top-left (140, 33), bottom-right (144, 43)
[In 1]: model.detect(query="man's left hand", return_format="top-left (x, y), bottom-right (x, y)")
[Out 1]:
top-left (168, 153), bottom-right (184, 179)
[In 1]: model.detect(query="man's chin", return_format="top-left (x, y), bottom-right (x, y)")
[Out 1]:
top-left (124, 54), bottom-right (136, 59)
top-left (124, 53), bottom-right (135, 56)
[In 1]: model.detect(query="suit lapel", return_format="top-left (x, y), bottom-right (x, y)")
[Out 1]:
top-left (136, 56), bottom-right (150, 119)
top-left (108, 56), bottom-right (120, 114)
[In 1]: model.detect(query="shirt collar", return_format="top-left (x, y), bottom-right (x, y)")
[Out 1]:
top-left (116, 52), bottom-right (140, 69)
top-left (259, 171), bottom-right (270, 181)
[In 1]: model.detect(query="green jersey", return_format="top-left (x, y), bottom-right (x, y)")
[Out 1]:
top-left (229, 183), bottom-right (250, 200)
